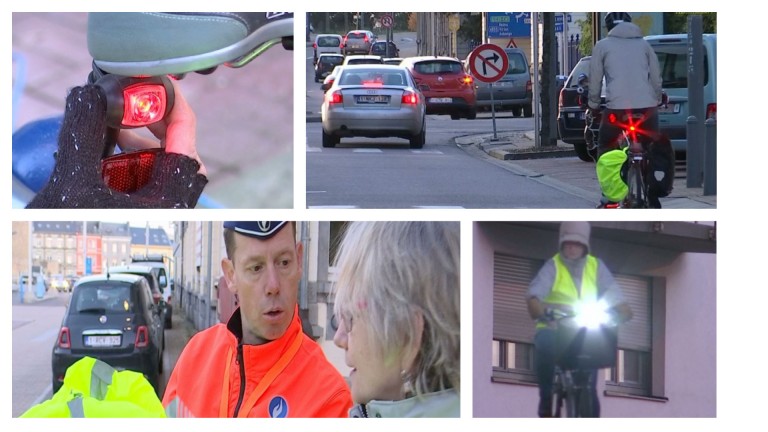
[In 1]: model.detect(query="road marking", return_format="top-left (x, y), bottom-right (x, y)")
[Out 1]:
top-left (413, 206), bottom-right (466, 209)
top-left (352, 149), bottom-right (383, 153)
top-left (412, 150), bottom-right (444, 155)
top-left (308, 205), bottom-right (358, 208)
top-left (306, 146), bottom-right (322, 152)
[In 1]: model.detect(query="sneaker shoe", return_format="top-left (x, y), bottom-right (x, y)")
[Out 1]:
top-left (88, 12), bottom-right (293, 76)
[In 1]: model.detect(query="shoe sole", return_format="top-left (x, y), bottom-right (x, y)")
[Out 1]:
top-left (94, 18), bottom-right (293, 76)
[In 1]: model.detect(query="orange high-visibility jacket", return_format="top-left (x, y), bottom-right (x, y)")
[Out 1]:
top-left (163, 306), bottom-right (352, 417)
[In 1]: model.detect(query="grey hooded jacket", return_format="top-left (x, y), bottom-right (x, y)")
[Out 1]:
top-left (588, 22), bottom-right (662, 110)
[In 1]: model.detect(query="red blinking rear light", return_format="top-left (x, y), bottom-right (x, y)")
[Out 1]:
top-left (58, 327), bottom-right (71, 349)
top-left (402, 90), bottom-right (419, 105)
top-left (135, 326), bottom-right (149, 348)
top-left (313, 42), bottom-right (317, 49)
top-left (121, 83), bottom-right (167, 127)
top-left (706, 103), bottom-right (717, 120)
top-left (608, 113), bottom-right (617, 124)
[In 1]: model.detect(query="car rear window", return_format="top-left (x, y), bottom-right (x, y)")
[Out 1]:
top-left (506, 53), bottom-right (528, 74)
top-left (346, 58), bottom-right (383, 65)
top-left (317, 36), bottom-right (341, 47)
top-left (565, 58), bottom-right (591, 87)
top-left (321, 56), bottom-right (343, 65)
top-left (414, 61), bottom-right (462, 74)
top-left (652, 44), bottom-right (710, 88)
top-left (340, 69), bottom-right (407, 86)
top-left (348, 32), bottom-right (366, 40)
top-left (73, 284), bottom-right (135, 313)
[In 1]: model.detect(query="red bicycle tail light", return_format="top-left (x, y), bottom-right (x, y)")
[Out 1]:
top-left (58, 327), bottom-right (71, 349)
top-left (101, 148), bottom-right (163, 193)
top-left (608, 113), bottom-right (617, 124)
top-left (402, 90), bottom-right (419, 105)
top-left (122, 83), bottom-right (167, 127)
top-left (96, 74), bottom-right (175, 129)
top-left (135, 326), bottom-right (149, 348)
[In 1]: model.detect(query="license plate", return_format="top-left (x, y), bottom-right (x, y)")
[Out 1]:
top-left (659, 102), bottom-right (681, 114)
top-left (85, 335), bottom-right (121, 347)
top-left (356, 95), bottom-right (389, 104)
top-left (429, 97), bottom-right (453, 103)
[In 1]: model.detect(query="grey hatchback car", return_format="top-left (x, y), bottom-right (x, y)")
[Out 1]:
top-left (474, 48), bottom-right (532, 117)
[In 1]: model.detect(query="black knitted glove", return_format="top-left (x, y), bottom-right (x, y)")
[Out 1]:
top-left (26, 85), bottom-right (207, 208)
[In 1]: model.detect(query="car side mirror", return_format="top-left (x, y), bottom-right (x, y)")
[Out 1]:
top-left (158, 275), bottom-right (167, 288)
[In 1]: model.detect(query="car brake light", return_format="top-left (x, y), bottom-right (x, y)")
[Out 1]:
top-left (462, 75), bottom-right (473, 85)
top-left (526, 80), bottom-right (532, 92)
top-left (135, 326), bottom-right (149, 348)
top-left (706, 103), bottom-right (716, 120)
top-left (402, 90), bottom-right (419, 105)
top-left (558, 89), bottom-right (564, 108)
top-left (58, 327), bottom-right (71, 349)
top-left (329, 90), bottom-right (343, 104)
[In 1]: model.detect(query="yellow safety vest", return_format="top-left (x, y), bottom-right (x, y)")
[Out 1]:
top-left (20, 356), bottom-right (165, 418)
top-left (537, 253), bottom-right (599, 328)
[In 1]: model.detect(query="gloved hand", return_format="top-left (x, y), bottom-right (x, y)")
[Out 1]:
top-left (26, 84), bottom-right (207, 208)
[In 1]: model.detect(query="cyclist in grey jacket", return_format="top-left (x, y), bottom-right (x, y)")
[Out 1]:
top-left (588, 12), bottom-right (666, 208)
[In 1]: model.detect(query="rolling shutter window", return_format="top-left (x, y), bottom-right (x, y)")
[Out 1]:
top-left (614, 274), bottom-right (651, 351)
top-left (493, 253), bottom-right (542, 343)
top-left (493, 253), bottom-right (652, 352)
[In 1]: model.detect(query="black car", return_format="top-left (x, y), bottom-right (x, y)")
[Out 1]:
top-left (369, 40), bottom-right (399, 58)
top-left (557, 56), bottom-right (596, 161)
top-left (315, 53), bottom-right (344, 83)
top-left (52, 273), bottom-right (165, 395)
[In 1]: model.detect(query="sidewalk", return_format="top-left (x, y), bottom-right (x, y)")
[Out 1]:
top-left (455, 130), bottom-right (717, 209)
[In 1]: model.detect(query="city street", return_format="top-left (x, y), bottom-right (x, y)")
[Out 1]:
top-left (11, 289), bottom-right (195, 417)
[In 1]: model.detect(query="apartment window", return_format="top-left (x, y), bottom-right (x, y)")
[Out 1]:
top-left (491, 252), bottom-right (658, 397)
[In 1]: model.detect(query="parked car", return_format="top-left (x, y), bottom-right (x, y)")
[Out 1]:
top-left (342, 54), bottom-right (383, 66)
top-left (342, 30), bottom-right (376, 55)
top-left (474, 47), bottom-right (532, 117)
top-left (369, 40), bottom-right (399, 57)
top-left (557, 55), bottom-right (593, 160)
top-left (312, 33), bottom-right (343, 64)
top-left (108, 264), bottom-right (163, 307)
top-left (52, 273), bottom-right (165, 395)
top-left (321, 64), bottom-right (427, 149)
top-left (130, 255), bottom-right (172, 329)
top-left (645, 33), bottom-right (717, 153)
top-left (315, 53), bottom-right (344, 82)
top-left (401, 56), bottom-right (477, 120)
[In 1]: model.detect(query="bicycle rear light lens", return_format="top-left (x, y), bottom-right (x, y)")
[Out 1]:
top-left (96, 74), bottom-right (175, 129)
top-left (122, 84), bottom-right (166, 127)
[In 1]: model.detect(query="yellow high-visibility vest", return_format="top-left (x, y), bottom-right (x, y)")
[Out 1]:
top-left (537, 253), bottom-right (598, 328)
top-left (21, 356), bottom-right (165, 418)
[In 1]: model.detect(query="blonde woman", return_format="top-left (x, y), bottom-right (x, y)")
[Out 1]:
top-left (333, 221), bottom-right (460, 418)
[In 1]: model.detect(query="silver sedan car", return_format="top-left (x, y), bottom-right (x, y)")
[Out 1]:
top-left (321, 65), bottom-right (426, 148)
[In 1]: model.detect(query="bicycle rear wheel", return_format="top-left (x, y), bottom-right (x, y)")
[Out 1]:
top-left (624, 162), bottom-right (648, 208)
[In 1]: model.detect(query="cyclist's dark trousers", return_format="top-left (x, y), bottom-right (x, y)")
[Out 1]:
top-left (534, 329), bottom-right (600, 417)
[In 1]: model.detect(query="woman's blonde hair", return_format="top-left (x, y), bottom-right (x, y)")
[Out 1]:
top-left (333, 221), bottom-right (460, 396)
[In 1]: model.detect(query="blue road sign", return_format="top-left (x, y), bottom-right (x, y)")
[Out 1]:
top-left (86, 257), bottom-right (92, 275)
top-left (487, 12), bottom-right (531, 38)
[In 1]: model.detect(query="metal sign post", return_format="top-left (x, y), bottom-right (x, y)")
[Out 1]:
top-left (468, 43), bottom-right (509, 141)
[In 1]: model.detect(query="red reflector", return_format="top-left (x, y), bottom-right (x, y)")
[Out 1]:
top-left (121, 83), bottom-right (167, 127)
top-left (58, 327), bottom-right (71, 349)
top-left (101, 148), bottom-right (163, 193)
top-left (135, 326), bottom-right (149, 348)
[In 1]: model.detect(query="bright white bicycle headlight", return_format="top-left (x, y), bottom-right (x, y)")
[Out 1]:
top-left (573, 299), bottom-right (611, 330)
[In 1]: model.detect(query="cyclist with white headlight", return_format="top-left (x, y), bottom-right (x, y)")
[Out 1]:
top-left (526, 222), bottom-right (632, 417)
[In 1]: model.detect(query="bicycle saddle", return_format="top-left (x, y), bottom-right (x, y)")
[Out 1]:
top-left (87, 12), bottom-right (293, 76)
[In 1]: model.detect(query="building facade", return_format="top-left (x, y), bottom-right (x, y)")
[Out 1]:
top-left (473, 221), bottom-right (717, 417)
